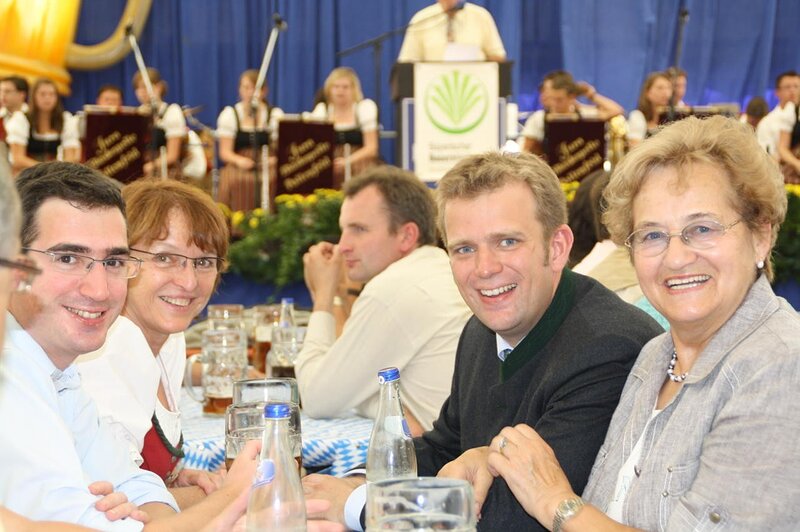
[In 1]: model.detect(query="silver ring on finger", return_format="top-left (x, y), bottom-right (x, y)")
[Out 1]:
top-left (499, 436), bottom-right (508, 455)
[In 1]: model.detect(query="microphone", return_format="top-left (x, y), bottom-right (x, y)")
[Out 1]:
top-left (273, 13), bottom-right (288, 31)
top-left (679, 7), bottom-right (689, 22)
top-left (124, 22), bottom-right (134, 37)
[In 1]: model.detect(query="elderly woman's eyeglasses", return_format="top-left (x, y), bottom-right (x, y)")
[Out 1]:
top-left (0, 256), bottom-right (43, 292)
top-left (23, 248), bottom-right (143, 279)
top-left (625, 220), bottom-right (741, 257)
top-left (130, 249), bottom-right (224, 275)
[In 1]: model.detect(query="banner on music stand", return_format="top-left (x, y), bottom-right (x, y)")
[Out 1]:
top-left (83, 107), bottom-right (150, 183)
top-left (275, 120), bottom-right (335, 196)
top-left (545, 117), bottom-right (606, 183)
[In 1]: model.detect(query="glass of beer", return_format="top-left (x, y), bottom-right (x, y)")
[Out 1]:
top-left (251, 305), bottom-right (279, 373)
top-left (366, 478), bottom-right (476, 531)
top-left (269, 325), bottom-right (307, 379)
top-left (225, 401), bottom-right (303, 472)
top-left (184, 329), bottom-right (248, 416)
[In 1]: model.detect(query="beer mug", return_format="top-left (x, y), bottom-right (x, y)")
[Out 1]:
top-left (184, 329), bottom-right (248, 416)
top-left (366, 478), bottom-right (476, 531)
top-left (225, 400), bottom-right (303, 471)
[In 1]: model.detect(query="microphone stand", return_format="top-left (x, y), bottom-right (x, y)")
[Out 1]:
top-left (666, 7), bottom-right (689, 122)
top-left (126, 24), bottom-right (163, 178)
top-left (336, 3), bottom-right (465, 125)
top-left (252, 13), bottom-right (287, 212)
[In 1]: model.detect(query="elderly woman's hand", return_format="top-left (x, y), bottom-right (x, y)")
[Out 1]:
top-left (487, 424), bottom-right (577, 525)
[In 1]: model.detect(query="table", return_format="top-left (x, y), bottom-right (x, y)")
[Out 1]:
top-left (180, 389), bottom-right (373, 476)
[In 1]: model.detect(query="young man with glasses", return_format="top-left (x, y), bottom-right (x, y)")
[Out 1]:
top-left (0, 162), bottom-right (263, 531)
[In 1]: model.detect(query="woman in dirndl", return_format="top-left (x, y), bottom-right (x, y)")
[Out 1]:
top-left (216, 69), bottom-right (284, 212)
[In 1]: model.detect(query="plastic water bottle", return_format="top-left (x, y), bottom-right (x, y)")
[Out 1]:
top-left (366, 367), bottom-right (417, 482)
top-left (245, 403), bottom-right (306, 531)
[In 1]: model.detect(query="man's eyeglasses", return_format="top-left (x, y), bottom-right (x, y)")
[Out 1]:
top-left (625, 219), bottom-right (741, 257)
top-left (130, 249), bottom-right (224, 275)
top-left (23, 248), bottom-right (142, 279)
top-left (0, 256), bottom-right (42, 292)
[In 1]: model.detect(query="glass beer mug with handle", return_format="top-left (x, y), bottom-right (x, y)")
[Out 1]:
top-left (184, 329), bottom-right (248, 416)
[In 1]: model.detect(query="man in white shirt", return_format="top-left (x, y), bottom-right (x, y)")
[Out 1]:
top-left (0, 162), bottom-right (260, 531)
top-left (295, 166), bottom-right (471, 435)
top-left (756, 70), bottom-right (799, 158)
top-left (398, 0), bottom-right (506, 62)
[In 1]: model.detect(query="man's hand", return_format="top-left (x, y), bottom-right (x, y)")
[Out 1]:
top-left (307, 500), bottom-right (348, 532)
top-left (89, 481), bottom-right (150, 523)
top-left (437, 447), bottom-right (494, 518)
top-left (303, 242), bottom-right (343, 311)
top-left (302, 474), bottom-right (364, 525)
top-left (169, 468), bottom-right (225, 495)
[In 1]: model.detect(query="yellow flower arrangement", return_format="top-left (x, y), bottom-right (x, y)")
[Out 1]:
top-left (227, 189), bottom-right (344, 287)
top-left (774, 184), bottom-right (800, 284)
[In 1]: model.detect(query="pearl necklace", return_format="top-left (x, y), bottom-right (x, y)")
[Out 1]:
top-left (667, 348), bottom-right (688, 383)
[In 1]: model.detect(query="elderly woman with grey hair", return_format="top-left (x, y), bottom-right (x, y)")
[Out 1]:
top-left (486, 116), bottom-right (800, 530)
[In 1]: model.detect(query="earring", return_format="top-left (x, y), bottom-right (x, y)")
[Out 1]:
top-left (757, 259), bottom-right (765, 269)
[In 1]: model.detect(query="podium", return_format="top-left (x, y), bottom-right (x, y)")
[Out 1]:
top-left (391, 61), bottom-right (512, 182)
top-left (544, 116), bottom-right (607, 183)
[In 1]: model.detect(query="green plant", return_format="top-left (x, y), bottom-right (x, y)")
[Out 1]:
top-left (773, 185), bottom-right (800, 285)
top-left (226, 189), bottom-right (343, 288)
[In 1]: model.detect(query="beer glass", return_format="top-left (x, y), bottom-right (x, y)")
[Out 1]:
top-left (269, 325), bottom-right (307, 378)
top-left (225, 401), bottom-right (303, 471)
top-left (366, 477), bottom-right (476, 531)
top-left (184, 329), bottom-right (248, 415)
top-left (251, 304), bottom-right (279, 373)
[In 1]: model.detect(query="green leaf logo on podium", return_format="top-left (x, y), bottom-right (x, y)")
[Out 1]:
top-left (425, 70), bottom-right (488, 134)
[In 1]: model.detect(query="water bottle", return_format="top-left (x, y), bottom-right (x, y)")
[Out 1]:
top-left (245, 403), bottom-right (306, 531)
top-left (366, 367), bottom-right (418, 482)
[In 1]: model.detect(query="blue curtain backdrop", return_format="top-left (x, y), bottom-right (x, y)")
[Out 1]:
top-left (65, 0), bottom-right (799, 165)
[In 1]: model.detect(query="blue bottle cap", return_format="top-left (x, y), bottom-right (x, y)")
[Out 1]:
top-left (377, 367), bottom-right (400, 384)
top-left (281, 297), bottom-right (294, 305)
top-left (264, 402), bottom-right (291, 419)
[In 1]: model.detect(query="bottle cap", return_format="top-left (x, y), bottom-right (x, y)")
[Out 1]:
top-left (281, 297), bottom-right (294, 305)
top-left (377, 367), bottom-right (400, 384)
top-left (264, 402), bottom-right (292, 419)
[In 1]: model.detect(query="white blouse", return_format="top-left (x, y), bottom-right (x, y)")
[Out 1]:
top-left (76, 316), bottom-right (186, 464)
top-left (310, 99), bottom-right (378, 132)
top-left (216, 101), bottom-right (284, 139)
top-left (5, 110), bottom-right (80, 149)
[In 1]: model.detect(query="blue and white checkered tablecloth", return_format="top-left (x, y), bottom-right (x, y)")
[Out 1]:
top-left (180, 389), bottom-right (373, 476)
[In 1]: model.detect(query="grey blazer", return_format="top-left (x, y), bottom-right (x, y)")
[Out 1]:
top-left (583, 275), bottom-right (800, 531)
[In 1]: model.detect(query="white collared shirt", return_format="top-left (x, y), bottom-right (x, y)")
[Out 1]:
top-left (0, 312), bottom-right (178, 528)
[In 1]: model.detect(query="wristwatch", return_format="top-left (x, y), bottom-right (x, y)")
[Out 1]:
top-left (552, 496), bottom-right (585, 532)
